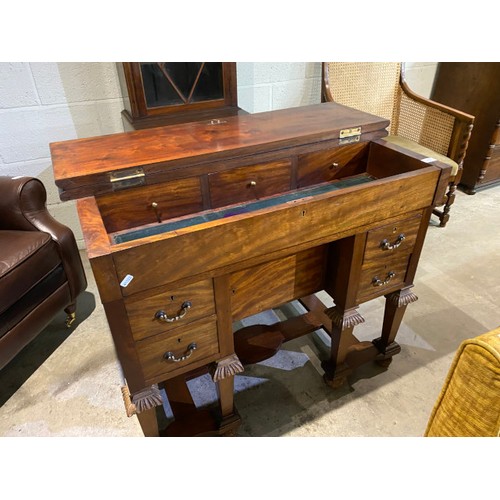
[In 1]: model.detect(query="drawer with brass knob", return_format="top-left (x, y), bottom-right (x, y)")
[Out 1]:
top-left (96, 177), bottom-right (204, 232)
top-left (208, 159), bottom-right (292, 208)
top-left (297, 142), bottom-right (369, 187)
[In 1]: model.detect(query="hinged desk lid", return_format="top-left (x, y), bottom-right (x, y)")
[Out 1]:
top-left (50, 102), bottom-right (389, 201)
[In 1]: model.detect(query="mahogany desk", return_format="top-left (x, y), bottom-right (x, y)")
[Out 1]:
top-left (50, 102), bottom-right (451, 436)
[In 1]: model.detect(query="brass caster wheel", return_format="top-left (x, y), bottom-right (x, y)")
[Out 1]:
top-left (65, 312), bottom-right (76, 328)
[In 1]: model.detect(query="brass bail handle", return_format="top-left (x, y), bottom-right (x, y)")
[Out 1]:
top-left (380, 234), bottom-right (406, 250)
top-left (155, 301), bottom-right (192, 323)
top-left (164, 343), bottom-right (197, 363)
top-left (372, 271), bottom-right (396, 287)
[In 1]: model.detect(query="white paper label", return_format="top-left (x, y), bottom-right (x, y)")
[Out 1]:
top-left (120, 274), bottom-right (134, 287)
top-left (422, 157), bottom-right (437, 163)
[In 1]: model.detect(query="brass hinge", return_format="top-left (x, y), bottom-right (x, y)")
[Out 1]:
top-left (339, 126), bottom-right (362, 145)
top-left (340, 126), bottom-right (362, 139)
top-left (109, 167), bottom-right (145, 190)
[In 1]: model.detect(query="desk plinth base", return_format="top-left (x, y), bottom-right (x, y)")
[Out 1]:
top-left (161, 407), bottom-right (241, 437)
top-left (321, 340), bottom-right (402, 388)
top-left (372, 339), bottom-right (402, 368)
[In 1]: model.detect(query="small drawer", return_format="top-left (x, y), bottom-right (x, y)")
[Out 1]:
top-left (297, 142), bottom-right (369, 188)
top-left (136, 316), bottom-right (219, 382)
top-left (97, 177), bottom-right (203, 233)
top-left (357, 253), bottom-right (411, 303)
top-left (363, 213), bottom-right (422, 263)
top-left (208, 159), bottom-right (292, 209)
top-left (125, 279), bottom-right (215, 341)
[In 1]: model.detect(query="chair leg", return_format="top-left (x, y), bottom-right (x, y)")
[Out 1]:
top-left (64, 303), bottom-right (77, 328)
top-left (432, 181), bottom-right (457, 228)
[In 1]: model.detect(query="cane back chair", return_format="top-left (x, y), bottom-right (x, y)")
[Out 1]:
top-left (322, 62), bottom-right (475, 227)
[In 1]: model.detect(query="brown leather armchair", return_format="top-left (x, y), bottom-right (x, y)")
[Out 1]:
top-left (0, 176), bottom-right (87, 370)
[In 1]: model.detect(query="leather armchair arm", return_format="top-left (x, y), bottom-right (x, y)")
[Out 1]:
top-left (0, 176), bottom-right (87, 301)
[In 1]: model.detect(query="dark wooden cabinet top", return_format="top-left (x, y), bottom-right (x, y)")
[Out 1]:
top-left (51, 103), bottom-right (388, 200)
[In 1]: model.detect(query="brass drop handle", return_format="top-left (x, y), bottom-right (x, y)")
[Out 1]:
top-left (380, 234), bottom-right (405, 250)
top-left (155, 301), bottom-right (192, 323)
top-left (372, 271), bottom-right (396, 287)
top-left (164, 342), bottom-right (197, 363)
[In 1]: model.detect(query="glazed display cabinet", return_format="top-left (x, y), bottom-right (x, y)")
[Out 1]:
top-left (117, 62), bottom-right (242, 130)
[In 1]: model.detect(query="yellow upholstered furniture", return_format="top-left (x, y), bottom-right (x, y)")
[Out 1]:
top-left (425, 327), bottom-right (500, 437)
top-left (322, 62), bottom-right (475, 227)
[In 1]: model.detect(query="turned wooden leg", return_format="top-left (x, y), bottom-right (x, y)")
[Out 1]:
top-left (433, 182), bottom-right (456, 228)
top-left (441, 182), bottom-right (456, 227)
top-left (373, 287), bottom-right (418, 367)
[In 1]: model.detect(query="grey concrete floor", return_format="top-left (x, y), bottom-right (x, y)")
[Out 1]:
top-left (1, 185), bottom-right (499, 438)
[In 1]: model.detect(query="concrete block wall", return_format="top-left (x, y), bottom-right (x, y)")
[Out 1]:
top-left (0, 62), bottom-right (126, 247)
top-left (236, 62), bottom-right (322, 113)
top-left (0, 62), bottom-right (437, 248)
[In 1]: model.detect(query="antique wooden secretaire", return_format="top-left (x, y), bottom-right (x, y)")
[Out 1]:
top-left (50, 102), bottom-right (451, 436)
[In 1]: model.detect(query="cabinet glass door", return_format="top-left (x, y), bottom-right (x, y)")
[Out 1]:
top-left (140, 63), bottom-right (224, 109)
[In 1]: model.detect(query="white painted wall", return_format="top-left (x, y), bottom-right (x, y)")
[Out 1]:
top-left (0, 62), bottom-right (437, 248)
top-left (404, 62), bottom-right (438, 98)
